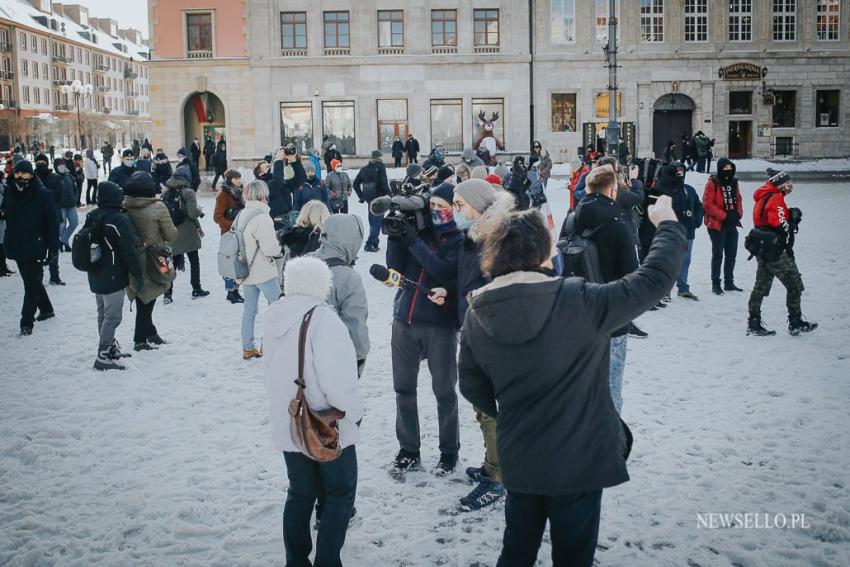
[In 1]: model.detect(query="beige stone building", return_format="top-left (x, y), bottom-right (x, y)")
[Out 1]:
top-left (149, 0), bottom-right (850, 167)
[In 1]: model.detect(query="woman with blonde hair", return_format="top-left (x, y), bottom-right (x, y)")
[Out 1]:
top-left (237, 179), bottom-right (283, 359)
top-left (278, 200), bottom-right (330, 259)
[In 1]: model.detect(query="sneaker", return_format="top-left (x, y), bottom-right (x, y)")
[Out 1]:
top-left (678, 290), bottom-right (699, 301)
top-left (466, 465), bottom-right (486, 483)
top-left (134, 341), bottom-right (157, 351)
top-left (724, 283), bottom-right (744, 292)
top-left (192, 289), bottom-right (210, 299)
top-left (788, 317), bottom-right (818, 336)
top-left (628, 323), bottom-right (648, 339)
top-left (108, 340), bottom-right (132, 359)
top-left (459, 478), bottom-right (506, 512)
top-left (243, 348), bottom-right (263, 360)
top-left (147, 334), bottom-right (168, 346)
top-left (653, 300), bottom-right (667, 310)
top-left (390, 449), bottom-right (421, 476)
top-left (20, 326), bottom-right (33, 336)
top-left (434, 453), bottom-right (458, 477)
top-left (94, 349), bottom-right (126, 371)
top-left (36, 311), bottom-right (55, 322)
top-left (747, 318), bottom-right (776, 337)
top-left (226, 290), bottom-right (245, 304)
top-left (49, 279), bottom-right (66, 286)
top-left (712, 283), bottom-right (724, 296)
top-left (162, 294), bottom-right (173, 305)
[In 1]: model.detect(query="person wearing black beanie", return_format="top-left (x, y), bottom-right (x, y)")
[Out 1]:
top-left (108, 149), bottom-right (138, 190)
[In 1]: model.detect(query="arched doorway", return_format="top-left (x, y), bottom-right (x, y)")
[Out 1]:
top-left (182, 91), bottom-right (225, 167)
top-left (652, 93), bottom-right (695, 160)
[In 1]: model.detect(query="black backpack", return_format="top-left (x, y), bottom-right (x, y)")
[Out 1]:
top-left (556, 211), bottom-right (611, 283)
top-left (72, 211), bottom-right (104, 272)
top-left (162, 187), bottom-right (186, 226)
top-left (744, 194), bottom-right (781, 262)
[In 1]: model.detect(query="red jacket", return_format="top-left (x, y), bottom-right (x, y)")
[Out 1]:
top-left (568, 164), bottom-right (589, 210)
top-left (752, 182), bottom-right (790, 231)
top-left (702, 176), bottom-right (743, 231)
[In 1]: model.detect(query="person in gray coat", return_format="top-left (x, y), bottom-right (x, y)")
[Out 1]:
top-left (313, 214), bottom-right (370, 376)
top-left (163, 166), bottom-right (208, 302)
top-left (325, 159), bottom-right (352, 214)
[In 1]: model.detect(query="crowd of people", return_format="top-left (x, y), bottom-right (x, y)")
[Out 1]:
top-left (0, 134), bottom-right (819, 566)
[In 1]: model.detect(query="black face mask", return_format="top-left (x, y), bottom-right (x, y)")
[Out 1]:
top-left (35, 163), bottom-right (49, 174)
top-left (15, 177), bottom-right (32, 190)
top-left (719, 170), bottom-right (734, 184)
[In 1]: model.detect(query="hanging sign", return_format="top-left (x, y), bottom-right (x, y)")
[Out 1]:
top-left (719, 63), bottom-right (767, 81)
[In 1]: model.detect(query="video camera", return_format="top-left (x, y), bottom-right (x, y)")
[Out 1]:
top-left (630, 157), bottom-right (664, 189)
top-left (371, 177), bottom-right (431, 238)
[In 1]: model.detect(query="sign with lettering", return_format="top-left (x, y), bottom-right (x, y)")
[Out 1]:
top-left (719, 63), bottom-right (767, 81)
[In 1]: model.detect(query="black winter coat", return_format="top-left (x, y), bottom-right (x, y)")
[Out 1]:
top-left (53, 171), bottom-right (78, 209)
top-left (456, 234), bottom-right (487, 326)
top-left (108, 164), bottom-right (138, 189)
top-left (85, 184), bottom-right (144, 295)
top-left (279, 226), bottom-right (321, 258)
top-left (2, 177), bottom-right (60, 261)
top-left (176, 157), bottom-right (201, 191)
top-left (404, 138), bottom-right (420, 159)
top-left (391, 140), bottom-right (404, 159)
top-left (459, 222), bottom-right (687, 496)
top-left (352, 160), bottom-right (390, 203)
top-left (672, 184), bottom-right (704, 240)
top-left (323, 148), bottom-right (342, 171)
top-left (213, 148), bottom-right (227, 175)
top-left (267, 159), bottom-right (306, 221)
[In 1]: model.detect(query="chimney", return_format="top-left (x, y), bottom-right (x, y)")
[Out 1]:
top-left (52, 3), bottom-right (64, 18)
top-left (30, 0), bottom-right (53, 14)
top-left (119, 28), bottom-right (142, 45)
top-left (61, 4), bottom-right (89, 27)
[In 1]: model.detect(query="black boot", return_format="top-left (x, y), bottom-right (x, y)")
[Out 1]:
top-left (192, 288), bottom-right (210, 299)
top-left (712, 282), bottom-right (724, 295)
top-left (747, 317), bottom-right (776, 337)
top-left (226, 290), bottom-right (244, 304)
top-left (724, 282), bottom-right (744, 292)
top-left (788, 316), bottom-right (818, 336)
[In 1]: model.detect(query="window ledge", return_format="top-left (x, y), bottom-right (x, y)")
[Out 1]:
top-left (378, 46), bottom-right (404, 55)
top-left (324, 48), bottom-right (350, 56)
top-left (474, 46), bottom-right (501, 54)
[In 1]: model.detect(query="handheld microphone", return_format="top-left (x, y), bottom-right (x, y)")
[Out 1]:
top-left (369, 264), bottom-right (433, 296)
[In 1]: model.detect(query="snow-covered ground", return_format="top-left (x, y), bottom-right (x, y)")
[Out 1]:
top-left (1, 173), bottom-right (849, 567)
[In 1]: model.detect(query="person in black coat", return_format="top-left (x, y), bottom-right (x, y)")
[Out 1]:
top-left (52, 158), bottom-right (80, 252)
top-left (322, 144), bottom-right (342, 171)
top-left (152, 149), bottom-right (173, 191)
top-left (101, 142), bottom-right (114, 174)
top-left (33, 153), bottom-right (66, 285)
top-left (658, 162), bottom-right (703, 300)
top-left (174, 147), bottom-right (201, 192)
top-left (255, 148), bottom-right (305, 230)
top-left (391, 137), bottom-right (405, 168)
top-left (108, 149), bottom-right (138, 190)
top-left (211, 141), bottom-right (227, 189)
top-left (353, 151), bottom-right (391, 252)
top-left (192, 137), bottom-right (203, 166)
top-left (85, 181), bottom-right (144, 370)
top-left (404, 134), bottom-right (420, 164)
top-left (505, 156), bottom-right (531, 210)
top-left (3, 160), bottom-right (60, 335)
top-left (202, 137), bottom-right (214, 172)
top-left (458, 202), bottom-right (686, 567)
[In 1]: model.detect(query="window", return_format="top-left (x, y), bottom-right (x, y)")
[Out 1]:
top-left (728, 0), bottom-right (753, 41)
top-left (472, 98), bottom-right (504, 154)
top-left (595, 92), bottom-right (622, 118)
top-left (21, 59), bottom-right (27, 77)
top-left (772, 90), bottom-right (796, 127)
top-left (77, 47), bottom-right (82, 62)
top-left (70, 69), bottom-right (75, 81)
top-left (729, 91), bottom-right (752, 114)
top-left (31, 36), bottom-right (37, 52)
top-left (23, 86), bottom-right (29, 104)
top-left (34, 88), bottom-right (40, 104)
top-left (281, 12), bottom-right (307, 50)
top-left (430, 99), bottom-right (463, 152)
top-left (772, 0), bottom-right (796, 41)
top-left (41, 39), bottom-right (47, 53)
top-left (550, 0), bottom-right (576, 44)
top-left (595, 0), bottom-right (620, 44)
top-left (816, 0), bottom-right (840, 41)
top-left (33, 60), bottom-right (39, 78)
top-left (19, 32), bottom-right (26, 51)
top-left (431, 10), bottom-right (457, 47)
top-left (42, 63), bottom-right (48, 78)
top-left (322, 100), bottom-right (355, 154)
top-left (323, 11), bottom-right (350, 49)
top-left (474, 9), bottom-right (500, 46)
top-left (186, 12), bottom-right (213, 53)
top-left (377, 99), bottom-right (408, 153)
top-left (85, 50), bottom-right (90, 65)
top-left (378, 11), bottom-right (404, 48)
top-left (551, 94), bottom-right (577, 132)
top-left (44, 89), bottom-right (49, 104)
top-left (684, 0), bottom-right (709, 42)
top-left (816, 90), bottom-right (839, 127)
top-left (774, 136), bottom-right (794, 156)
top-left (640, 0), bottom-right (664, 42)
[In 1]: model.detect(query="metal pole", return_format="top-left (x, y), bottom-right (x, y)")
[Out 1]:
top-left (605, 0), bottom-right (620, 158)
top-left (76, 93), bottom-right (83, 151)
top-left (528, 0), bottom-right (535, 150)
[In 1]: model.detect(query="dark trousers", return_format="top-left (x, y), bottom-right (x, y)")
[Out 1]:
top-left (366, 211), bottom-right (383, 248)
top-left (696, 157), bottom-right (707, 173)
top-left (168, 250), bottom-right (202, 294)
top-left (393, 156), bottom-right (402, 168)
top-left (708, 225), bottom-right (739, 286)
top-left (331, 200), bottom-right (349, 215)
top-left (133, 298), bottom-right (158, 343)
top-left (391, 320), bottom-right (460, 455)
top-left (103, 159), bottom-right (112, 173)
top-left (48, 253), bottom-right (61, 282)
top-left (86, 179), bottom-right (98, 204)
top-left (212, 172), bottom-right (221, 189)
top-left (16, 260), bottom-right (53, 328)
top-left (283, 446), bottom-right (357, 567)
top-left (497, 490), bottom-right (602, 567)
top-left (205, 155), bottom-right (213, 172)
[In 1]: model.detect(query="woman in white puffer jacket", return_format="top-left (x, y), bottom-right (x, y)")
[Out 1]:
top-left (263, 256), bottom-right (363, 567)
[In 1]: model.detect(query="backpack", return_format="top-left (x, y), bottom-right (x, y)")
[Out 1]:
top-left (744, 194), bottom-right (781, 262)
top-left (162, 187), bottom-right (186, 226)
top-left (218, 208), bottom-right (264, 281)
top-left (71, 211), bottom-right (104, 272)
top-left (556, 211), bottom-right (612, 283)
top-left (527, 171), bottom-right (547, 208)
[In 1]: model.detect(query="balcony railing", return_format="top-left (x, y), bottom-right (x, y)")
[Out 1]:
top-left (95, 85), bottom-right (109, 93)
top-left (187, 50), bottom-right (213, 59)
top-left (431, 45), bottom-right (458, 55)
top-left (0, 42), bottom-right (12, 52)
top-left (55, 103), bottom-right (72, 111)
top-left (378, 46), bottom-right (404, 55)
top-left (324, 47), bottom-right (350, 56)
top-left (98, 107), bottom-right (111, 114)
top-left (51, 54), bottom-right (74, 64)
top-left (123, 67), bottom-right (138, 80)
top-left (0, 70), bottom-right (14, 80)
top-left (0, 98), bottom-right (16, 108)
top-left (281, 48), bottom-right (308, 57)
top-left (474, 45), bottom-right (501, 54)
top-left (128, 109), bottom-right (140, 116)
top-left (52, 79), bottom-right (69, 86)
top-left (95, 63), bottom-right (111, 72)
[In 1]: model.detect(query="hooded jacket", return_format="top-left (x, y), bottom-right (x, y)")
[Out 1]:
top-left (213, 181), bottom-right (244, 234)
top-left (175, 157), bottom-right (201, 191)
top-left (52, 169), bottom-right (79, 209)
top-left (460, 148), bottom-right (485, 168)
top-left (459, 221), bottom-right (687, 496)
top-left (352, 159), bottom-right (390, 203)
top-left (2, 175), bottom-right (59, 261)
top-left (752, 181), bottom-right (793, 250)
top-left (84, 150), bottom-right (99, 180)
top-left (263, 293), bottom-right (364, 454)
top-left (703, 158), bottom-right (743, 231)
top-left (108, 159), bottom-right (138, 190)
top-left (239, 200), bottom-right (282, 286)
top-left (293, 176), bottom-right (331, 211)
top-left (124, 194), bottom-right (177, 303)
top-left (165, 175), bottom-right (203, 255)
top-left (313, 214), bottom-right (370, 360)
top-left (86, 183), bottom-right (144, 295)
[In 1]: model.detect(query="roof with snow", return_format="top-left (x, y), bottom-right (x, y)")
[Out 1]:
top-left (0, 0), bottom-right (149, 61)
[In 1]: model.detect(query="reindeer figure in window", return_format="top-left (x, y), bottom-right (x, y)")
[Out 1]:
top-left (474, 110), bottom-right (504, 160)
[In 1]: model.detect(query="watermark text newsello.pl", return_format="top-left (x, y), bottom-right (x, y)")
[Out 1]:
top-left (697, 513), bottom-right (812, 529)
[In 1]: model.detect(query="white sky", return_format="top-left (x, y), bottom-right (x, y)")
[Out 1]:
top-left (67, 0), bottom-right (149, 38)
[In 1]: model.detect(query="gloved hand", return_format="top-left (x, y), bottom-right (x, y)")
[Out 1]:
top-left (400, 219), bottom-right (418, 247)
top-left (789, 207), bottom-right (802, 230)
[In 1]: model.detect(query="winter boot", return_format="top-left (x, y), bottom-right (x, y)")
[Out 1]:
top-left (134, 341), bottom-right (157, 351)
top-left (192, 289), bottom-right (210, 299)
top-left (36, 311), bottom-right (56, 322)
top-left (390, 449), bottom-right (422, 476)
top-left (226, 290), bottom-right (244, 304)
top-left (49, 278), bottom-right (66, 286)
top-left (0, 264), bottom-right (14, 277)
top-left (460, 478), bottom-right (506, 512)
top-left (20, 326), bottom-right (33, 336)
top-left (94, 346), bottom-right (126, 371)
top-left (434, 453), bottom-right (458, 477)
top-left (712, 282), bottom-right (724, 295)
top-left (147, 334), bottom-right (168, 346)
top-left (243, 348), bottom-right (263, 360)
top-left (163, 291), bottom-right (173, 305)
top-left (788, 316), bottom-right (818, 336)
top-left (747, 317), bottom-right (776, 337)
top-left (108, 340), bottom-right (132, 359)
top-left (678, 290), bottom-right (700, 301)
top-left (724, 282), bottom-right (744, 292)
top-left (466, 465), bottom-right (486, 483)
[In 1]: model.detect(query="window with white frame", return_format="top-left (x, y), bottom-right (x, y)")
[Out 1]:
top-left (186, 12), bottom-right (213, 55)
top-left (19, 32), bottom-right (26, 51)
top-left (21, 59), bottom-right (27, 77)
top-left (30, 36), bottom-right (36, 52)
top-left (816, 0), bottom-right (840, 41)
top-left (772, 0), bottom-right (796, 41)
top-left (595, 0), bottom-right (620, 44)
top-left (729, 0), bottom-right (753, 41)
top-left (550, 0), bottom-right (576, 44)
top-left (640, 0), bottom-right (664, 42)
top-left (684, 0), bottom-right (709, 42)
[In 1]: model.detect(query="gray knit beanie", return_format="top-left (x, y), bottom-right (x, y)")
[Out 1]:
top-left (454, 179), bottom-right (498, 214)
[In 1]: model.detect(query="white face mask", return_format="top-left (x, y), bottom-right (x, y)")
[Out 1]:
top-left (334, 167), bottom-right (342, 173)
top-left (123, 159), bottom-right (134, 167)
top-left (57, 165), bottom-right (67, 174)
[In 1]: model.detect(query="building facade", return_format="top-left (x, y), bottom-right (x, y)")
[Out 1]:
top-left (0, 0), bottom-right (151, 151)
top-left (149, 0), bottom-right (850, 166)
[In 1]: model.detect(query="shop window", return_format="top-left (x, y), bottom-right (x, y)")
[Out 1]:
top-left (551, 93), bottom-right (577, 132)
top-left (280, 101), bottom-right (314, 152)
top-left (729, 91), bottom-right (752, 115)
top-left (771, 90), bottom-right (796, 128)
top-left (322, 100), bottom-right (355, 154)
top-left (815, 89), bottom-right (839, 127)
top-left (430, 99), bottom-right (463, 152)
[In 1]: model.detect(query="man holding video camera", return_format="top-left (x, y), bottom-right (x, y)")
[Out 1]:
top-left (385, 182), bottom-right (464, 477)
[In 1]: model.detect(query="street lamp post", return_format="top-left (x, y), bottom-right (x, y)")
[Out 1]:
top-left (604, 0), bottom-right (620, 159)
top-left (60, 80), bottom-right (93, 151)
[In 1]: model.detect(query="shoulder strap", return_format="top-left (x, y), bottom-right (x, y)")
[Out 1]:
top-left (296, 307), bottom-right (319, 389)
top-left (758, 193), bottom-right (773, 220)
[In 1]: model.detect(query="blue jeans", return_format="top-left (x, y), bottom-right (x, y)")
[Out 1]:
top-left (283, 446), bottom-right (358, 567)
top-left (241, 278), bottom-right (281, 350)
top-left (608, 335), bottom-right (628, 414)
top-left (366, 210), bottom-right (383, 248)
top-left (223, 277), bottom-right (236, 292)
top-left (497, 489), bottom-right (602, 567)
top-left (59, 207), bottom-right (78, 245)
top-left (676, 238), bottom-right (694, 292)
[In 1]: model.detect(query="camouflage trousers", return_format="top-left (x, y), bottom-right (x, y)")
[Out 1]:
top-left (748, 251), bottom-right (804, 319)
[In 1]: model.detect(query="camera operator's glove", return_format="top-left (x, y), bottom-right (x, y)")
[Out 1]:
top-left (789, 207), bottom-right (802, 232)
top-left (399, 219), bottom-right (418, 247)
